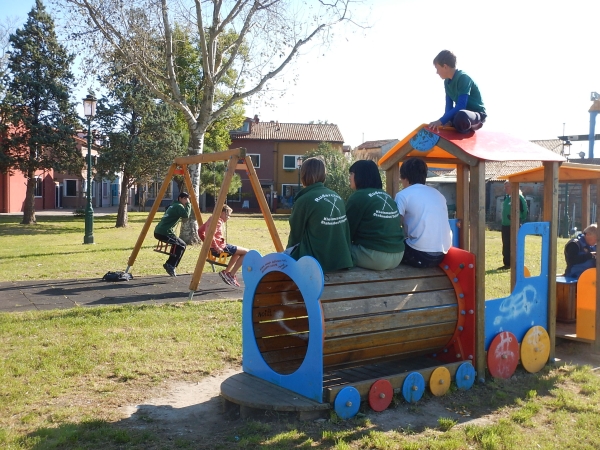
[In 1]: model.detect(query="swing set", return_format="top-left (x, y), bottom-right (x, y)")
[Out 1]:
top-left (125, 147), bottom-right (284, 299)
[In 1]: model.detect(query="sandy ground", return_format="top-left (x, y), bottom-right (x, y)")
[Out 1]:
top-left (117, 340), bottom-right (600, 443)
top-left (119, 368), bottom-right (241, 442)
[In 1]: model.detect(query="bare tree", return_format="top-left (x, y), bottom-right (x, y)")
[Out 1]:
top-left (0, 16), bottom-right (19, 99)
top-left (53, 0), bottom-right (361, 243)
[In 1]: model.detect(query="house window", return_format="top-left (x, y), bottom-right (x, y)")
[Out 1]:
top-left (147, 181), bottom-right (173, 200)
top-left (64, 179), bottom-right (77, 197)
top-left (102, 182), bottom-right (109, 198)
top-left (227, 187), bottom-right (241, 202)
top-left (34, 177), bottom-right (43, 197)
top-left (283, 155), bottom-right (303, 170)
top-left (247, 154), bottom-right (260, 168)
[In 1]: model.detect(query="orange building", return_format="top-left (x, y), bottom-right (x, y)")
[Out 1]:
top-left (228, 116), bottom-right (345, 212)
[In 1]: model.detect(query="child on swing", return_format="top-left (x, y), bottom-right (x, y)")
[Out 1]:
top-left (198, 204), bottom-right (248, 287)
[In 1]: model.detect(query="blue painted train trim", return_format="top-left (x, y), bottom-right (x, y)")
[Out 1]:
top-left (241, 251), bottom-right (326, 402)
top-left (485, 222), bottom-right (550, 349)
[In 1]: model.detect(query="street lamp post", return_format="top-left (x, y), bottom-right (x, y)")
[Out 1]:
top-left (296, 156), bottom-right (303, 195)
top-left (562, 140), bottom-right (572, 238)
top-left (83, 94), bottom-right (97, 244)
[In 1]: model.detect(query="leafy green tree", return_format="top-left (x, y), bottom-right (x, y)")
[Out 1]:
top-left (200, 160), bottom-right (242, 202)
top-left (304, 142), bottom-right (354, 202)
top-left (0, 0), bottom-right (82, 224)
top-left (94, 68), bottom-right (186, 227)
top-left (57, 0), bottom-right (358, 243)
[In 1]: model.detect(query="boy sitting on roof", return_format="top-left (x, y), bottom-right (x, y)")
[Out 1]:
top-left (428, 50), bottom-right (486, 134)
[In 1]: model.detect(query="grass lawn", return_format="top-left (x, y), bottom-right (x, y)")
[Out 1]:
top-left (1, 303), bottom-right (599, 449)
top-left (0, 212), bottom-right (589, 449)
top-left (0, 212), bottom-right (290, 282)
top-left (0, 212), bottom-right (570, 299)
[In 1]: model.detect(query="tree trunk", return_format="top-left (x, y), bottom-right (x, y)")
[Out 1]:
top-left (22, 171), bottom-right (37, 225)
top-left (137, 182), bottom-right (146, 212)
top-left (115, 176), bottom-right (129, 227)
top-left (179, 126), bottom-right (205, 244)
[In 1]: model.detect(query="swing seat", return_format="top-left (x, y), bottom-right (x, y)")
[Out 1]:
top-left (207, 251), bottom-right (230, 272)
top-left (154, 240), bottom-right (175, 255)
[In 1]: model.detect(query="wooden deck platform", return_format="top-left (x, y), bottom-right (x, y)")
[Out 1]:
top-left (220, 372), bottom-right (330, 420)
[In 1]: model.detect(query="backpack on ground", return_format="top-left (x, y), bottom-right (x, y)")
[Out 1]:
top-left (102, 271), bottom-right (133, 282)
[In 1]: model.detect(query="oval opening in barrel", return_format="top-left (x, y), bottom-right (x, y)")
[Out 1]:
top-left (251, 271), bottom-right (309, 375)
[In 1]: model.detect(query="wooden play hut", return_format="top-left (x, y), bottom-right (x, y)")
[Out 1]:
top-left (501, 162), bottom-right (600, 350)
top-left (377, 124), bottom-right (566, 378)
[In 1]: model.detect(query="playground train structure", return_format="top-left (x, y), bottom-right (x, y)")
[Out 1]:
top-left (220, 220), bottom-right (554, 419)
top-left (125, 125), bottom-right (596, 418)
top-left (219, 125), bottom-right (587, 419)
top-left (125, 125), bottom-right (597, 419)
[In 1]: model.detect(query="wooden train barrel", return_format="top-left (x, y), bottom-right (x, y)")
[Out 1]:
top-left (251, 264), bottom-right (459, 375)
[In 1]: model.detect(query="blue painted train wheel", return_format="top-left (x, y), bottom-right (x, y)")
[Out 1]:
top-left (334, 386), bottom-right (361, 419)
top-left (455, 362), bottom-right (476, 390)
top-left (402, 372), bottom-right (425, 403)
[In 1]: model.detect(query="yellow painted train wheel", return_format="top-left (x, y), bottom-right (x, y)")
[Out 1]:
top-left (520, 326), bottom-right (550, 373)
top-left (429, 367), bottom-right (451, 396)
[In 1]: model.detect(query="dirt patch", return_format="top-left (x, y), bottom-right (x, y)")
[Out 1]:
top-left (119, 368), bottom-right (240, 442)
top-left (117, 340), bottom-right (600, 444)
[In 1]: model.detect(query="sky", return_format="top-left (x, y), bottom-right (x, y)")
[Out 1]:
top-left (4, 0), bottom-right (600, 156)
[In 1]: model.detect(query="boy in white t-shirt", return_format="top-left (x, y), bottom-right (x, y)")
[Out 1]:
top-left (394, 158), bottom-right (452, 268)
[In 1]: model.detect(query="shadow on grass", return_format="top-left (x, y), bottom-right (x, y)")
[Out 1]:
top-left (415, 365), bottom-right (562, 428)
top-left (485, 266), bottom-right (511, 275)
top-left (24, 395), bottom-right (230, 449)
top-left (19, 366), bottom-right (565, 449)
top-left (228, 212), bottom-right (291, 222)
top-left (0, 224), bottom-right (88, 236)
top-left (0, 215), bottom-right (129, 237)
top-left (24, 419), bottom-right (157, 449)
top-left (0, 245), bottom-right (153, 261)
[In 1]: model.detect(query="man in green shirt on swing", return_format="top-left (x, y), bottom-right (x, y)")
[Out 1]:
top-left (154, 192), bottom-right (192, 277)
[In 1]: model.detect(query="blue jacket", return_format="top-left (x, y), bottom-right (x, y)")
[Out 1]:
top-left (564, 234), bottom-right (596, 278)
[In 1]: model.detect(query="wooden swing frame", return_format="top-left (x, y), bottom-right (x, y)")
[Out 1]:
top-left (125, 147), bottom-right (284, 299)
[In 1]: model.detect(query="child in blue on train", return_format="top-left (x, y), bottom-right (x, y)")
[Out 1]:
top-left (564, 224), bottom-right (598, 279)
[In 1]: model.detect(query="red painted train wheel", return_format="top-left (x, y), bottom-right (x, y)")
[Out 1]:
top-left (368, 379), bottom-right (393, 412)
top-left (487, 331), bottom-right (519, 379)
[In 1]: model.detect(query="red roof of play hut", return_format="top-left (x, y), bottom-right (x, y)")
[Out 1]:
top-left (378, 124), bottom-right (566, 170)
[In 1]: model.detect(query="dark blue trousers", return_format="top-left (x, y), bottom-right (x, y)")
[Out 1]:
top-left (453, 110), bottom-right (486, 133)
top-left (401, 243), bottom-right (445, 268)
top-left (154, 232), bottom-right (186, 267)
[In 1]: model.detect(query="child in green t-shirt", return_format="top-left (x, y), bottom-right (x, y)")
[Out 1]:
top-left (428, 50), bottom-right (486, 134)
